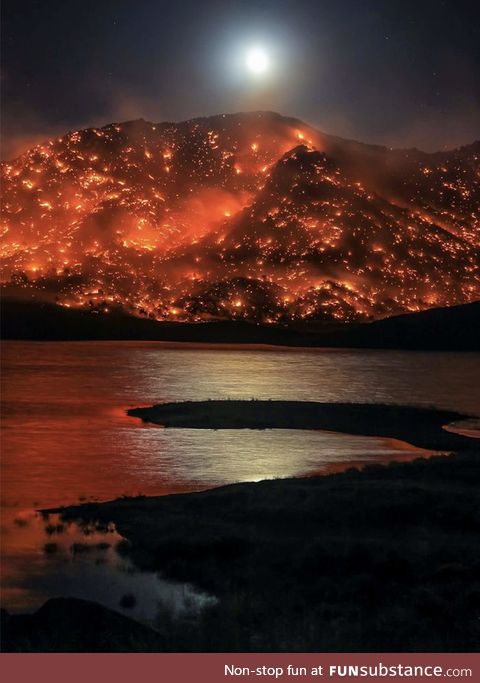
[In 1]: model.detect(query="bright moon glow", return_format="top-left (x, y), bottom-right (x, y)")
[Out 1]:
top-left (246, 47), bottom-right (270, 74)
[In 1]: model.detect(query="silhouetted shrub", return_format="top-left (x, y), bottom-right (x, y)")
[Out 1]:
top-left (43, 542), bottom-right (58, 554)
top-left (119, 593), bottom-right (136, 609)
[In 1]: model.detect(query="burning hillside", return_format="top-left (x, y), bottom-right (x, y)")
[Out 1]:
top-left (1, 111), bottom-right (479, 322)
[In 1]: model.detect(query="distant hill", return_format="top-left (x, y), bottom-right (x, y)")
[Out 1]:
top-left (313, 300), bottom-right (480, 351)
top-left (2, 298), bottom-right (479, 350)
top-left (2, 111), bottom-right (479, 324)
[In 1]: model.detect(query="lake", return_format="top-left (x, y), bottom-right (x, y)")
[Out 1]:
top-left (2, 341), bottom-right (479, 619)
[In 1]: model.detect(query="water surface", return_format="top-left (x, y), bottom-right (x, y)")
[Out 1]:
top-left (2, 341), bottom-right (479, 615)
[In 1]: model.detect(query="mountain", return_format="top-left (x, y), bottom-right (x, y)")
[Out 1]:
top-left (1, 111), bottom-right (479, 323)
top-left (3, 298), bottom-right (479, 351)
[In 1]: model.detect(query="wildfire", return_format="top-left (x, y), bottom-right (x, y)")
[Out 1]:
top-left (1, 112), bottom-right (479, 323)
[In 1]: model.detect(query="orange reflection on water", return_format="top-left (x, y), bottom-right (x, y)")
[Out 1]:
top-left (2, 341), bottom-right (479, 613)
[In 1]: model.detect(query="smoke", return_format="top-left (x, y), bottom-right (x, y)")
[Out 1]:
top-left (1, 111), bottom-right (478, 322)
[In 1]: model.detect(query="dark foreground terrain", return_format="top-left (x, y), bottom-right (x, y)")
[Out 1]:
top-left (3, 403), bottom-right (479, 652)
top-left (2, 298), bottom-right (480, 350)
top-left (1, 598), bottom-right (164, 652)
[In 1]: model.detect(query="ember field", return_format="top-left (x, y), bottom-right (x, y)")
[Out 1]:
top-left (2, 111), bottom-right (479, 324)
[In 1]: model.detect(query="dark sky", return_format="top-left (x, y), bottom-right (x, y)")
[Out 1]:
top-left (2, 0), bottom-right (479, 158)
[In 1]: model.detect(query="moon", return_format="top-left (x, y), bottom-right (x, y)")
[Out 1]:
top-left (245, 47), bottom-right (270, 75)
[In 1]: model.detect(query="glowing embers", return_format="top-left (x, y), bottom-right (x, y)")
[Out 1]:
top-left (1, 113), bottom-right (479, 323)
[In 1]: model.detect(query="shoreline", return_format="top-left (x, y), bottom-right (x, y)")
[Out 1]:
top-left (5, 339), bottom-right (480, 355)
top-left (4, 402), bottom-right (479, 652)
top-left (127, 400), bottom-right (472, 453)
top-left (41, 441), bottom-right (479, 652)
top-left (3, 299), bottom-right (480, 351)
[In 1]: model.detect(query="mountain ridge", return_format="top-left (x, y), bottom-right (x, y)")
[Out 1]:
top-left (8, 110), bottom-right (479, 161)
top-left (2, 111), bottom-right (479, 323)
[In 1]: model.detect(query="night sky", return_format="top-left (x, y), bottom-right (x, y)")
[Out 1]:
top-left (2, 0), bottom-right (479, 159)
